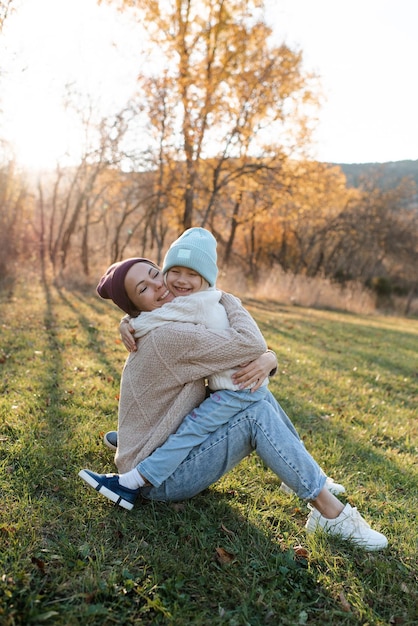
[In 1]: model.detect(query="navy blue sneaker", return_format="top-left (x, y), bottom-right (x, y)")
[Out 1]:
top-left (78, 469), bottom-right (138, 510)
top-left (103, 431), bottom-right (118, 451)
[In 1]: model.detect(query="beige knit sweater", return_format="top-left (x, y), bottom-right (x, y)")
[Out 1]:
top-left (115, 293), bottom-right (267, 472)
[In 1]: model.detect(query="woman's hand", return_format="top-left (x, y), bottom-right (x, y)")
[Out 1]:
top-left (119, 318), bottom-right (137, 352)
top-left (232, 350), bottom-right (278, 391)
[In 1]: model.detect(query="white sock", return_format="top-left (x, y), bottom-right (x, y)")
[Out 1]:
top-left (119, 468), bottom-right (146, 490)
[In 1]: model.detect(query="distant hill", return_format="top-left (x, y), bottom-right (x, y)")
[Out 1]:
top-left (332, 159), bottom-right (418, 191)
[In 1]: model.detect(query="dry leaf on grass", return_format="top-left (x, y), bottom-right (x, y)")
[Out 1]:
top-left (215, 547), bottom-right (235, 565)
top-left (293, 545), bottom-right (309, 559)
top-left (339, 591), bottom-right (351, 612)
top-left (31, 556), bottom-right (46, 575)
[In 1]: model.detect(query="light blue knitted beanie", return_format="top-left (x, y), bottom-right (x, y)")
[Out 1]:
top-left (162, 227), bottom-right (218, 287)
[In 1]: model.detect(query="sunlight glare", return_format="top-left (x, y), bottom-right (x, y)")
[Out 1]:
top-left (6, 93), bottom-right (83, 170)
top-left (1, 0), bottom-right (141, 171)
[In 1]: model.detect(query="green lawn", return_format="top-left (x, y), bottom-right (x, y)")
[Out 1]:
top-left (1, 278), bottom-right (417, 625)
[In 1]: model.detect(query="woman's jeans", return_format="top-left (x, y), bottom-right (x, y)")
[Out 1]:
top-left (141, 390), bottom-right (326, 502)
top-left (138, 386), bottom-right (269, 487)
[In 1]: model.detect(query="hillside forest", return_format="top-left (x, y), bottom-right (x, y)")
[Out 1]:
top-left (1, 0), bottom-right (417, 314)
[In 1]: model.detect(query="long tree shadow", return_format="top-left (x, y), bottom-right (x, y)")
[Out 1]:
top-left (53, 284), bottom-right (124, 383)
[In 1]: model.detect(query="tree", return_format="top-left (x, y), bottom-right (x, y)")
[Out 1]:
top-left (0, 0), bottom-right (13, 34)
top-left (216, 160), bottom-right (350, 277)
top-left (316, 174), bottom-right (418, 289)
top-left (0, 161), bottom-right (29, 284)
top-left (34, 103), bottom-right (140, 277)
top-left (105, 0), bottom-right (318, 231)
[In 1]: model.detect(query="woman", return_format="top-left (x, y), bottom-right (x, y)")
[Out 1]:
top-left (79, 253), bottom-right (388, 551)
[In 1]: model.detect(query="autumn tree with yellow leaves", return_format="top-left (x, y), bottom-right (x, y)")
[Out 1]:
top-left (105, 0), bottom-right (318, 234)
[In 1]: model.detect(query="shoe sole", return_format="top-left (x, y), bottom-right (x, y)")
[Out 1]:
top-left (103, 433), bottom-right (117, 451)
top-left (78, 470), bottom-right (134, 510)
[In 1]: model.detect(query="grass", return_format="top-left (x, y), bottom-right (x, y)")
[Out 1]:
top-left (0, 277), bottom-right (417, 625)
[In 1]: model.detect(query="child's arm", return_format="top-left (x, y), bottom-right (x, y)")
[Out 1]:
top-left (118, 300), bottom-right (203, 353)
top-left (119, 316), bottom-right (137, 352)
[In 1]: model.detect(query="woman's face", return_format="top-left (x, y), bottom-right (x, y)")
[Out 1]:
top-left (124, 263), bottom-right (175, 312)
top-left (165, 266), bottom-right (207, 297)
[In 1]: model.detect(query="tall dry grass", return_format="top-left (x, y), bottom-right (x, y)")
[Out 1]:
top-left (219, 265), bottom-right (418, 316)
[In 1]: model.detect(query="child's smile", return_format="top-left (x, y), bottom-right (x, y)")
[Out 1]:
top-left (166, 266), bottom-right (207, 297)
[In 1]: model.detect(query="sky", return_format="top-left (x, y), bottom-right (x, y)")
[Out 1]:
top-left (1, 0), bottom-right (417, 170)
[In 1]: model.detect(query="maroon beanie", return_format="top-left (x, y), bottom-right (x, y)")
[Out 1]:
top-left (96, 257), bottom-right (158, 316)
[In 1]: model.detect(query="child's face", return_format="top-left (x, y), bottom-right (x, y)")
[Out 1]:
top-left (165, 266), bottom-right (207, 297)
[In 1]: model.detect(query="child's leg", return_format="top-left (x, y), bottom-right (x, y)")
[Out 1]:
top-left (137, 387), bottom-right (268, 487)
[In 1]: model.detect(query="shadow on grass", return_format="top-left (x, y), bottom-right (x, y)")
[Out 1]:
top-left (41, 487), bottom-right (348, 625)
top-left (53, 284), bottom-right (123, 382)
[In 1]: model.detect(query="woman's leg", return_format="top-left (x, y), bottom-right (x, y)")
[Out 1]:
top-left (264, 390), bottom-right (346, 496)
top-left (142, 398), bottom-right (325, 502)
top-left (264, 390), bottom-right (303, 440)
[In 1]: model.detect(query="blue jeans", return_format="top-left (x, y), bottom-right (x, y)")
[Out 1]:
top-left (138, 387), bottom-right (269, 487)
top-left (141, 390), bottom-right (326, 502)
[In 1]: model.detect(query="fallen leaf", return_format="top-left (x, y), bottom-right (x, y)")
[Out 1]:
top-left (215, 547), bottom-right (235, 565)
top-left (339, 591), bottom-right (351, 612)
top-left (31, 556), bottom-right (46, 574)
top-left (293, 545), bottom-right (309, 559)
top-left (85, 592), bottom-right (96, 604)
top-left (170, 503), bottom-right (185, 512)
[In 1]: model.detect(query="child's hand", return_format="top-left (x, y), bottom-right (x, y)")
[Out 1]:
top-left (120, 319), bottom-right (137, 352)
top-left (232, 351), bottom-right (277, 390)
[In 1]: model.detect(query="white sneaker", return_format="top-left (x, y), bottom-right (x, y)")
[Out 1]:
top-left (305, 503), bottom-right (388, 551)
top-left (280, 476), bottom-right (346, 496)
top-left (323, 477), bottom-right (346, 495)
